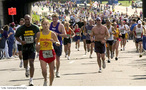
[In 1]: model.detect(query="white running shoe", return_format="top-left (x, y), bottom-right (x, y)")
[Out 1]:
top-left (19, 61), bottom-right (23, 68)
top-left (98, 69), bottom-right (102, 73)
top-left (67, 56), bottom-right (70, 60)
top-left (29, 79), bottom-right (34, 86)
top-left (56, 72), bottom-right (60, 78)
top-left (25, 68), bottom-right (29, 78)
top-left (43, 81), bottom-right (47, 86)
top-left (123, 47), bottom-right (125, 51)
top-left (102, 61), bottom-right (106, 69)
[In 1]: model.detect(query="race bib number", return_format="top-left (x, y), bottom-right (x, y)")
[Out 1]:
top-left (87, 30), bottom-right (92, 34)
top-left (67, 34), bottom-right (70, 38)
top-left (24, 36), bottom-right (34, 44)
top-left (137, 32), bottom-right (142, 38)
top-left (120, 30), bottom-right (125, 34)
top-left (43, 50), bottom-right (53, 58)
top-left (76, 32), bottom-right (80, 36)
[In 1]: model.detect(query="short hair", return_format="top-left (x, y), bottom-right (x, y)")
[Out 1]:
top-left (52, 13), bottom-right (58, 18)
top-left (132, 19), bottom-right (136, 22)
top-left (3, 25), bottom-right (9, 31)
top-left (20, 18), bottom-right (25, 22)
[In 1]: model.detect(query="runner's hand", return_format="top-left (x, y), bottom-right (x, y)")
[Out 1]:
top-left (36, 44), bottom-right (40, 53)
top-left (101, 39), bottom-right (106, 44)
top-left (21, 41), bottom-right (26, 45)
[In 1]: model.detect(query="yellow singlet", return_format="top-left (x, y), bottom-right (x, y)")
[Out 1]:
top-left (114, 28), bottom-right (119, 38)
top-left (39, 31), bottom-right (53, 50)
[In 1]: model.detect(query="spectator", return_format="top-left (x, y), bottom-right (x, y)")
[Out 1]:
top-left (2, 25), bottom-right (13, 59)
top-left (8, 23), bottom-right (15, 58)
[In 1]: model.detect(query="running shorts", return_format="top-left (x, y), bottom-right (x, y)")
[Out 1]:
top-left (17, 44), bottom-right (22, 51)
top-left (39, 49), bottom-right (56, 63)
top-left (64, 38), bottom-right (71, 45)
top-left (106, 40), bottom-right (114, 46)
top-left (94, 41), bottom-right (105, 54)
top-left (136, 38), bottom-right (143, 43)
top-left (53, 45), bottom-right (62, 57)
top-left (75, 36), bottom-right (80, 41)
top-left (82, 35), bottom-right (86, 39)
top-left (23, 51), bottom-right (35, 60)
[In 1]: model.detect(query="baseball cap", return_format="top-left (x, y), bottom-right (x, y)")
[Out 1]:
top-left (96, 17), bottom-right (101, 21)
top-left (138, 20), bottom-right (142, 24)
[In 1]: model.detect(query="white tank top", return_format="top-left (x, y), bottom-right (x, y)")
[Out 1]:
top-left (119, 25), bottom-right (126, 34)
top-left (108, 26), bottom-right (114, 40)
top-left (135, 25), bottom-right (143, 38)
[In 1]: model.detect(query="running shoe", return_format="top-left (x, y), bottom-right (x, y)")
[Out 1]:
top-left (78, 48), bottom-right (79, 51)
top-left (102, 61), bottom-right (106, 69)
top-left (43, 81), bottom-right (47, 86)
top-left (19, 61), bottom-right (23, 68)
top-left (107, 60), bottom-right (110, 63)
top-left (123, 47), bottom-right (125, 51)
top-left (67, 56), bottom-right (70, 60)
top-left (25, 68), bottom-right (29, 78)
top-left (120, 48), bottom-right (122, 51)
top-left (29, 79), bottom-right (34, 86)
top-left (98, 69), bottom-right (102, 73)
top-left (75, 45), bottom-right (77, 49)
top-left (89, 55), bottom-right (92, 58)
top-left (139, 54), bottom-right (142, 58)
top-left (85, 51), bottom-right (87, 55)
top-left (115, 57), bottom-right (118, 61)
top-left (56, 72), bottom-right (60, 78)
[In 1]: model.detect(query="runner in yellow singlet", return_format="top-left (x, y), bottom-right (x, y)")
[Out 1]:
top-left (36, 19), bottom-right (60, 86)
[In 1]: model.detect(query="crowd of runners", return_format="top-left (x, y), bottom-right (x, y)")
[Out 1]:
top-left (0, 1), bottom-right (146, 86)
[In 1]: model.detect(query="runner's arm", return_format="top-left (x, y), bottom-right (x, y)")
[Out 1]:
top-left (71, 28), bottom-right (75, 38)
top-left (51, 32), bottom-right (60, 46)
top-left (133, 26), bottom-right (136, 38)
top-left (58, 24), bottom-right (67, 38)
top-left (105, 26), bottom-right (110, 40)
top-left (35, 32), bottom-right (40, 52)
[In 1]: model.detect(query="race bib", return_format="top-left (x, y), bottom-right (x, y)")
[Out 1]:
top-left (67, 34), bottom-right (70, 38)
top-left (137, 32), bottom-right (142, 38)
top-left (76, 32), bottom-right (80, 36)
top-left (87, 30), bottom-right (92, 34)
top-left (24, 36), bottom-right (34, 44)
top-left (43, 50), bottom-right (53, 58)
top-left (120, 29), bottom-right (125, 34)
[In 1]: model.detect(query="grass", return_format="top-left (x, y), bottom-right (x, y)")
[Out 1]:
top-left (102, 0), bottom-right (137, 7)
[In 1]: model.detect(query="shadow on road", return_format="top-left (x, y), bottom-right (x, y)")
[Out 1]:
top-left (0, 68), bottom-right (23, 71)
top-left (62, 72), bottom-right (97, 76)
top-left (9, 77), bottom-right (44, 82)
top-left (131, 75), bottom-right (146, 80)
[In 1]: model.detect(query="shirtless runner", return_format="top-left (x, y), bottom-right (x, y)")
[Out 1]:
top-left (90, 17), bottom-right (109, 73)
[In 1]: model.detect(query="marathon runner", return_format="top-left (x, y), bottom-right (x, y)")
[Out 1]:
top-left (74, 24), bottom-right (81, 51)
top-left (15, 14), bottom-right (40, 86)
top-left (36, 18), bottom-right (60, 86)
top-left (105, 19), bottom-right (115, 63)
top-left (113, 22), bottom-right (120, 60)
top-left (64, 22), bottom-right (75, 60)
top-left (84, 19), bottom-right (94, 58)
top-left (81, 20), bottom-right (87, 55)
top-left (90, 17), bottom-right (109, 73)
top-left (49, 13), bottom-right (67, 78)
top-left (133, 20), bottom-right (146, 57)
top-left (15, 18), bottom-right (25, 68)
top-left (119, 21), bottom-right (127, 51)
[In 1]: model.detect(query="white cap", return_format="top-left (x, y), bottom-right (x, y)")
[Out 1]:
top-left (138, 20), bottom-right (142, 24)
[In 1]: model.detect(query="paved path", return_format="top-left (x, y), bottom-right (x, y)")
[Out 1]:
top-left (0, 40), bottom-right (146, 86)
